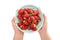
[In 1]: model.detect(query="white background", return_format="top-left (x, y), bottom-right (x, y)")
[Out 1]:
top-left (0, 0), bottom-right (60, 40)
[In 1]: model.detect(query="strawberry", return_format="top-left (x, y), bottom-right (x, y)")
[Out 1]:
top-left (21, 25), bottom-right (28, 30)
top-left (18, 9), bottom-right (24, 14)
top-left (27, 17), bottom-right (31, 23)
top-left (34, 16), bottom-right (40, 20)
top-left (21, 25), bottom-right (25, 30)
top-left (18, 21), bottom-right (23, 27)
top-left (25, 26), bottom-right (28, 29)
top-left (30, 16), bottom-right (35, 21)
top-left (37, 16), bottom-right (41, 20)
top-left (30, 23), bottom-right (34, 29)
top-left (18, 22), bottom-right (21, 27)
top-left (25, 8), bottom-right (33, 13)
top-left (23, 11), bottom-right (29, 18)
top-left (33, 19), bottom-right (38, 24)
top-left (33, 10), bottom-right (39, 15)
top-left (17, 15), bottom-right (23, 21)
top-left (30, 23), bottom-right (37, 31)
top-left (23, 20), bottom-right (29, 25)
top-left (28, 27), bottom-right (31, 30)
top-left (34, 16), bottom-right (38, 19)
top-left (33, 27), bottom-right (37, 31)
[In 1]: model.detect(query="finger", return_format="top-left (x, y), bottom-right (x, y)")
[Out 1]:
top-left (43, 14), bottom-right (47, 24)
top-left (39, 14), bottom-right (47, 30)
top-left (43, 14), bottom-right (47, 25)
top-left (43, 14), bottom-right (47, 29)
top-left (11, 17), bottom-right (18, 30)
top-left (11, 17), bottom-right (24, 33)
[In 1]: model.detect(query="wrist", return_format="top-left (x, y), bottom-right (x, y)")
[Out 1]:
top-left (39, 30), bottom-right (48, 37)
top-left (13, 33), bottom-right (23, 40)
top-left (40, 31), bottom-right (48, 37)
top-left (15, 33), bottom-right (23, 38)
top-left (40, 30), bottom-right (47, 35)
top-left (39, 31), bottom-right (51, 40)
top-left (39, 27), bottom-right (48, 35)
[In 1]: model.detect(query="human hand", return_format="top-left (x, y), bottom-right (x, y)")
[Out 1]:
top-left (12, 17), bottom-right (24, 40)
top-left (39, 14), bottom-right (47, 34)
top-left (38, 14), bottom-right (51, 40)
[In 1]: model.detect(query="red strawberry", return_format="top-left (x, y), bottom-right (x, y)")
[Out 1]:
top-left (25, 8), bottom-right (33, 13)
top-left (17, 15), bottom-right (23, 21)
top-left (28, 27), bottom-right (31, 30)
top-left (17, 15), bottom-right (20, 18)
top-left (18, 22), bottom-right (21, 27)
top-left (33, 20), bottom-right (38, 24)
top-left (33, 10), bottom-right (39, 15)
top-left (34, 16), bottom-right (38, 19)
top-left (21, 25), bottom-right (28, 30)
top-left (33, 27), bottom-right (37, 31)
top-left (34, 16), bottom-right (40, 20)
top-left (18, 21), bottom-right (23, 27)
top-left (18, 9), bottom-right (24, 14)
top-left (37, 16), bottom-right (41, 20)
top-left (21, 25), bottom-right (25, 30)
top-left (30, 16), bottom-right (35, 21)
top-left (23, 20), bottom-right (29, 25)
top-left (27, 17), bottom-right (31, 23)
top-left (25, 26), bottom-right (28, 29)
top-left (30, 23), bottom-right (37, 31)
top-left (30, 23), bottom-right (34, 29)
top-left (23, 11), bottom-right (29, 18)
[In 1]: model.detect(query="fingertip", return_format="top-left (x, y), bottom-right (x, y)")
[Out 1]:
top-left (11, 17), bottom-right (17, 30)
top-left (43, 14), bottom-right (45, 17)
top-left (43, 14), bottom-right (47, 21)
top-left (11, 17), bottom-right (15, 22)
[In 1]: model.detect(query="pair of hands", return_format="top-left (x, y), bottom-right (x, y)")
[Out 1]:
top-left (12, 14), bottom-right (50, 40)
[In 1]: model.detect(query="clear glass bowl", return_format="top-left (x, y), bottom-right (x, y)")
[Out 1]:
top-left (15, 5), bottom-right (44, 33)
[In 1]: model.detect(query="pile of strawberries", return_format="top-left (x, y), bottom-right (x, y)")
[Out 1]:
top-left (17, 8), bottom-right (41, 31)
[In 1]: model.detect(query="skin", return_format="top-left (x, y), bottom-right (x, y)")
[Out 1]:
top-left (38, 14), bottom-right (51, 40)
top-left (12, 18), bottom-right (24, 40)
top-left (11, 14), bottom-right (51, 40)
